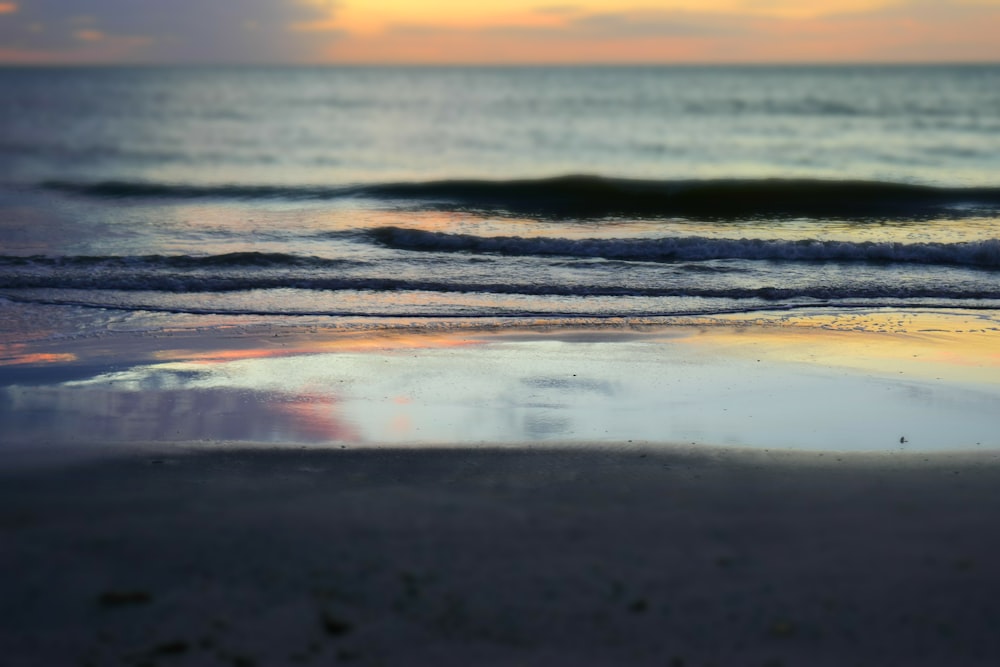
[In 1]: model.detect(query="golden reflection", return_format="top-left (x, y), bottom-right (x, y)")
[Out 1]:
top-left (153, 331), bottom-right (485, 365)
top-left (684, 312), bottom-right (1000, 385)
top-left (160, 348), bottom-right (307, 364)
top-left (0, 345), bottom-right (77, 366)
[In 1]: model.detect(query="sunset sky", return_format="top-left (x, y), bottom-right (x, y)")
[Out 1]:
top-left (0, 0), bottom-right (998, 64)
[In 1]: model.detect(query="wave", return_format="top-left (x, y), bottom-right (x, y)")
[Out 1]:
top-left (372, 227), bottom-right (1000, 268)
top-left (4, 281), bottom-right (1000, 303)
top-left (0, 252), bottom-right (364, 270)
top-left (3, 259), bottom-right (1000, 303)
top-left (42, 175), bottom-right (1000, 219)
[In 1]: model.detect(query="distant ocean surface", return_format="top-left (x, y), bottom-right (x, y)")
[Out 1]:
top-left (2, 65), bottom-right (999, 342)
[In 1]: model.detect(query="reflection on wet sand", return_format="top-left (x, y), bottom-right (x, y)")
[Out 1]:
top-left (152, 329), bottom-right (484, 364)
top-left (0, 384), bottom-right (359, 445)
top-left (1, 310), bottom-right (998, 452)
top-left (692, 310), bottom-right (1000, 385)
top-left (0, 343), bottom-right (78, 366)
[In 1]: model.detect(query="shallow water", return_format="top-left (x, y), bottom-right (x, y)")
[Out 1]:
top-left (2, 316), bottom-right (998, 452)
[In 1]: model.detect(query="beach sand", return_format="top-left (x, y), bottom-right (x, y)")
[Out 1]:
top-left (2, 313), bottom-right (1000, 665)
top-left (3, 445), bottom-right (1000, 666)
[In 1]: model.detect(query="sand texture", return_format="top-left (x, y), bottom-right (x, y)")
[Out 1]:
top-left (3, 444), bottom-right (1000, 666)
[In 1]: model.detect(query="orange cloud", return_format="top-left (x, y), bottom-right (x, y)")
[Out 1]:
top-left (315, 2), bottom-right (1000, 63)
top-left (323, 28), bottom-right (713, 64)
top-left (1, 0), bottom-right (997, 64)
top-left (74, 28), bottom-right (104, 42)
top-left (304, 0), bottom-right (902, 35)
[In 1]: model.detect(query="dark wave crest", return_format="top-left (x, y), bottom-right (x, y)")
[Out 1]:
top-left (362, 176), bottom-right (1000, 219)
top-left (42, 181), bottom-right (356, 201)
top-left (4, 280), bottom-right (1000, 303)
top-left (372, 227), bottom-right (1000, 268)
top-left (43, 175), bottom-right (1000, 219)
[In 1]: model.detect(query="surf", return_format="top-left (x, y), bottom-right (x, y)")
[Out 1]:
top-left (42, 176), bottom-right (1000, 220)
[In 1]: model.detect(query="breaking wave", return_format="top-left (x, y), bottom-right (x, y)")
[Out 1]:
top-left (372, 228), bottom-right (1000, 268)
top-left (43, 175), bottom-right (1000, 219)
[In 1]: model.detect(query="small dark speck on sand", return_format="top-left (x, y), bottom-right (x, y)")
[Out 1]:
top-left (321, 611), bottom-right (354, 637)
top-left (628, 598), bottom-right (649, 613)
top-left (152, 640), bottom-right (189, 655)
top-left (769, 620), bottom-right (796, 638)
top-left (97, 590), bottom-right (152, 608)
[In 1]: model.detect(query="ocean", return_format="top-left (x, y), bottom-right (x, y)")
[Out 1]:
top-left (2, 65), bottom-right (1000, 342)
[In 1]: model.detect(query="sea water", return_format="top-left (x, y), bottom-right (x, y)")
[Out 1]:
top-left (1, 65), bottom-right (999, 340)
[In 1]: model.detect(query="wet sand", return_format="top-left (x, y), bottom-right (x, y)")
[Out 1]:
top-left (2, 311), bottom-right (999, 452)
top-left (2, 444), bottom-right (1000, 666)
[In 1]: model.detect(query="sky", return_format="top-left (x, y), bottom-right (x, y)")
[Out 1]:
top-left (0, 0), bottom-right (998, 65)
